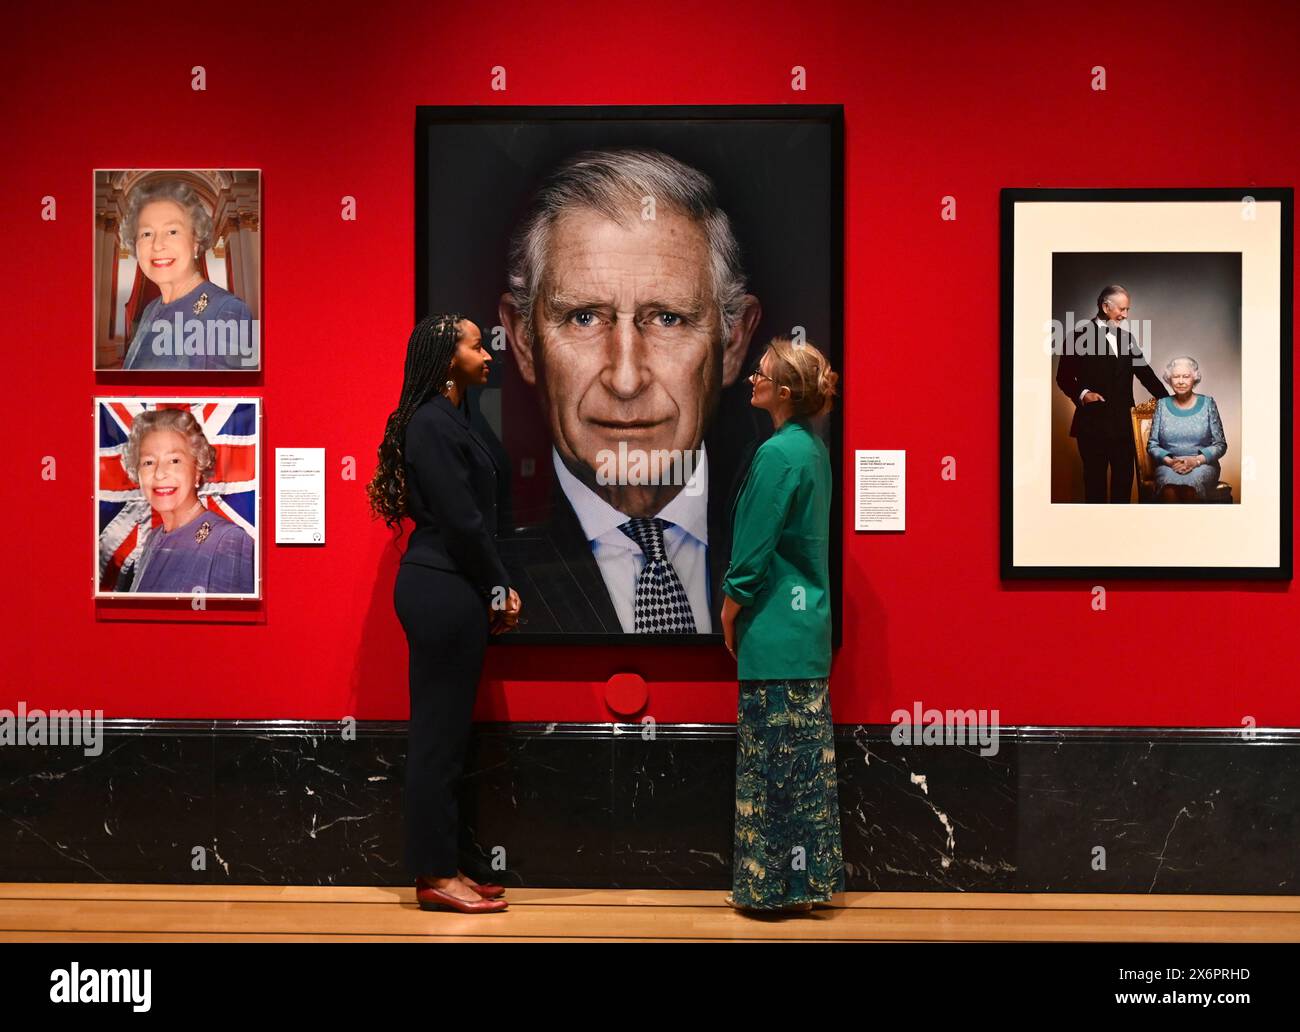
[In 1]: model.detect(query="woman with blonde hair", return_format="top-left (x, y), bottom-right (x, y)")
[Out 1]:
top-left (721, 335), bottom-right (843, 912)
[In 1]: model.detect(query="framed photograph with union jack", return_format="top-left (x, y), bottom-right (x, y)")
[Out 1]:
top-left (95, 397), bottom-right (261, 600)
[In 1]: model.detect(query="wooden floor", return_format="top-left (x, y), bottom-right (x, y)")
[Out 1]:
top-left (2, 883), bottom-right (1299, 941)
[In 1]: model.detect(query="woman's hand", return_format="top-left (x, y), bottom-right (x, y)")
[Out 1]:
top-left (490, 587), bottom-right (522, 635)
top-left (1169, 455), bottom-right (1204, 475)
top-left (721, 594), bottom-right (741, 660)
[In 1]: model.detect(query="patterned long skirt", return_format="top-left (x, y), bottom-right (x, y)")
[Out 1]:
top-left (733, 676), bottom-right (845, 908)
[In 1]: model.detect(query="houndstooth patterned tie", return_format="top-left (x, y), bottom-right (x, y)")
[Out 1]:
top-left (618, 517), bottom-right (697, 633)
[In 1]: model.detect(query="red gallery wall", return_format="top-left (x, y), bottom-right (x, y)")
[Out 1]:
top-left (5, 0), bottom-right (1298, 725)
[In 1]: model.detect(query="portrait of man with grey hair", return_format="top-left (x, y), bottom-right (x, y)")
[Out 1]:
top-left (415, 107), bottom-right (842, 639)
top-left (496, 146), bottom-right (761, 635)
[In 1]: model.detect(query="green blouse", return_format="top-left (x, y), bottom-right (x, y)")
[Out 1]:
top-left (721, 419), bottom-right (833, 680)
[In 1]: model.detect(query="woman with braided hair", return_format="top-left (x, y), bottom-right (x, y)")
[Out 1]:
top-left (368, 314), bottom-right (521, 914)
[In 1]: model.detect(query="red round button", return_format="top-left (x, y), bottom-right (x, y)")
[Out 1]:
top-left (604, 672), bottom-right (648, 716)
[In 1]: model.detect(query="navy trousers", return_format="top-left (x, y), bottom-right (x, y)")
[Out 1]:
top-left (394, 563), bottom-right (490, 878)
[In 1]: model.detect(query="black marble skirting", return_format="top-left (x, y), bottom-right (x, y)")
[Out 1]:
top-left (1, 721), bottom-right (1296, 893)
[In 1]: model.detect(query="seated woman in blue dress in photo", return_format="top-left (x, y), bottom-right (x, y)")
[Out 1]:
top-left (1146, 355), bottom-right (1227, 502)
top-left (114, 409), bottom-right (255, 595)
top-left (119, 178), bottom-right (256, 371)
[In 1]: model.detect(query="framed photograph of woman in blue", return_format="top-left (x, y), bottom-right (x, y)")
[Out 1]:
top-left (93, 170), bottom-right (261, 372)
top-left (1000, 188), bottom-right (1293, 580)
top-left (95, 397), bottom-right (261, 600)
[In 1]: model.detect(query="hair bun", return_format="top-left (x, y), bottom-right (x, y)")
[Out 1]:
top-left (766, 335), bottom-right (838, 418)
top-left (818, 369), bottom-right (839, 415)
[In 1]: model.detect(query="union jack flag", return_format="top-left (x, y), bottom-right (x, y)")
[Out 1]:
top-left (96, 398), bottom-right (259, 595)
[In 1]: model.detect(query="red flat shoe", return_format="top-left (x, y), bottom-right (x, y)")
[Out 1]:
top-left (417, 874), bottom-right (506, 901)
top-left (446, 871), bottom-right (506, 898)
top-left (416, 884), bottom-right (508, 913)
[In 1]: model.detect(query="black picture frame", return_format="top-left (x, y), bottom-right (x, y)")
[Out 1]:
top-left (416, 104), bottom-right (845, 644)
top-left (1000, 187), bottom-right (1294, 580)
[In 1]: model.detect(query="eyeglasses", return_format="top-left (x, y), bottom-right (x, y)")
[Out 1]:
top-left (747, 367), bottom-right (774, 384)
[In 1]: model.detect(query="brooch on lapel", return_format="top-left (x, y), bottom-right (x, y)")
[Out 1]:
top-left (194, 520), bottom-right (213, 544)
top-left (192, 292), bottom-right (209, 315)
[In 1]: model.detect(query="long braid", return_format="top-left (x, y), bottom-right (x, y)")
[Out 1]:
top-left (367, 313), bottom-right (466, 529)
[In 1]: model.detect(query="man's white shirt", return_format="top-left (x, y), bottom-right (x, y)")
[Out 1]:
top-left (1079, 317), bottom-right (1120, 401)
top-left (551, 444), bottom-right (712, 632)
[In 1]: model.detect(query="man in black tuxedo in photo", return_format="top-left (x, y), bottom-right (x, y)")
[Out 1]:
top-left (1056, 284), bottom-right (1170, 503)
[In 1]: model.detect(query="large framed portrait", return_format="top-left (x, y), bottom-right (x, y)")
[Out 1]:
top-left (93, 170), bottom-right (261, 372)
top-left (1001, 188), bottom-right (1293, 579)
top-left (416, 105), bottom-right (844, 643)
top-left (95, 398), bottom-right (261, 600)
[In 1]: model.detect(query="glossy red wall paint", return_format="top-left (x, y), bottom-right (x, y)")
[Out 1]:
top-left (5, 0), bottom-right (1297, 724)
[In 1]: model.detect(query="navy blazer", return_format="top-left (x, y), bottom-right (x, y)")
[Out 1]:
top-left (401, 392), bottom-right (512, 600)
